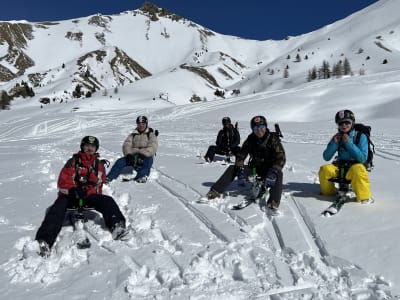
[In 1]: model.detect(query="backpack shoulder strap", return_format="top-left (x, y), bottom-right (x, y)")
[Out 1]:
top-left (73, 154), bottom-right (101, 176)
top-left (72, 154), bottom-right (81, 170)
top-left (354, 130), bottom-right (375, 153)
top-left (148, 127), bottom-right (159, 137)
top-left (261, 131), bottom-right (280, 147)
top-left (131, 128), bottom-right (158, 139)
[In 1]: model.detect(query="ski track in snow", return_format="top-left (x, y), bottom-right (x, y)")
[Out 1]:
top-left (0, 104), bottom-right (398, 299)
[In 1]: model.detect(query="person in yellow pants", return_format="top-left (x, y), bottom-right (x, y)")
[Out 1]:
top-left (319, 110), bottom-right (372, 203)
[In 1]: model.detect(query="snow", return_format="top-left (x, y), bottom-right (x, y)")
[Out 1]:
top-left (1, 0), bottom-right (400, 299)
top-left (1, 73), bottom-right (399, 298)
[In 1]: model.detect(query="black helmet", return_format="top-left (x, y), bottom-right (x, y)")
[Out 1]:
top-left (250, 115), bottom-right (267, 129)
top-left (335, 109), bottom-right (355, 124)
top-left (80, 136), bottom-right (99, 151)
top-left (136, 115), bottom-right (148, 124)
top-left (222, 117), bottom-right (231, 125)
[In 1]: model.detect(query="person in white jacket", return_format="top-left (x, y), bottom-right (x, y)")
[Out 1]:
top-left (106, 115), bottom-right (158, 183)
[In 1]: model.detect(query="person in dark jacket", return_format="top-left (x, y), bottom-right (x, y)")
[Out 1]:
top-left (204, 117), bottom-right (240, 163)
top-left (35, 136), bottom-right (127, 257)
top-left (206, 116), bottom-right (286, 210)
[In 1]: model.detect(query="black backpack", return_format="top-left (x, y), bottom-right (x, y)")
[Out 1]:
top-left (354, 123), bottom-right (375, 171)
top-left (131, 127), bottom-right (159, 139)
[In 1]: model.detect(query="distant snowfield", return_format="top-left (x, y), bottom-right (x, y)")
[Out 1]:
top-left (1, 72), bottom-right (400, 299)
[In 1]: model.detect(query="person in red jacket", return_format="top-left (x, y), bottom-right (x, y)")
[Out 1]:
top-left (35, 136), bottom-right (127, 257)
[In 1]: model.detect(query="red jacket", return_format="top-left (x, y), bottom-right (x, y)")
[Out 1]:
top-left (57, 151), bottom-right (105, 198)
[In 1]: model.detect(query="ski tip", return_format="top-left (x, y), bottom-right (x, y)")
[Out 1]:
top-left (321, 211), bottom-right (334, 217)
top-left (266, 208), bottom-right (281, 217)
top-left (196, 197), bottom-right (210, 204)
top-left (230, 205), bottom-right (242, 210)
top-left (230, 200), bottom-right (254, 210)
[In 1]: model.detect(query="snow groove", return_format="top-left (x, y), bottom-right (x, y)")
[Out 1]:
top-left (154, 174), bottom-right (230, 243)
top-left (287, 194), bottom-right (330, 258)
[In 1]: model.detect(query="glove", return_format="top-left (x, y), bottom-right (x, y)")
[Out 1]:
top-left (68, 186), bottom-right (87, 200)
top-left (235, 160), bottom-right (244, 169)
top-left (264, 167), bottom-right (279, 188)
top-left (126, 154), bottom-right (139, 166)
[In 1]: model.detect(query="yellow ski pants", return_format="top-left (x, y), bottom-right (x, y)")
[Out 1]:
top-left (319, 163), bottom-right (371, 201)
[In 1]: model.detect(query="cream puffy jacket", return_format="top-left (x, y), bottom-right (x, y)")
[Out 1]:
top-left (122, 128), bottom-right (158, 157)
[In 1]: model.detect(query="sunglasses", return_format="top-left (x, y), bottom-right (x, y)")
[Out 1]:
top-left (338, 121), bottom-right (352, 126)
top-left (252, 125), bottom-right (265, 131)
top-left (137, 122), bottom-right (147, 125)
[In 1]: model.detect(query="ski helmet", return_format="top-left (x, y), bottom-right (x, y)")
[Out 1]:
top-left (335, 109), bottom-right (355, 124)
top-left (136, 115), bottom-right (148, 125)
top-left (80, 136), bottom-right (99, 151)
top-left (250, 115), bottom-right (267, 129)
top-left (222, 117), bottom-right (231, 125)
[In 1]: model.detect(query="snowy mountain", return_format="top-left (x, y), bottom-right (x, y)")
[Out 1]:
top-left (1, 0), bottom-right (400, 299)
top-left (1, 0), bottom-right (400, 108)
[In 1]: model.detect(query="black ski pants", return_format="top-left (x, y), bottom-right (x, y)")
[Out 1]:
top-left (204, 145), bottom-right (241, 162)
top-left (35, 194), bottom-right (126, 248)
top-left (211, 165), bottom-right (283, 208)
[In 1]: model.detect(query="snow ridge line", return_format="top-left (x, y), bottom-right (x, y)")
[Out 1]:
top-left (154, 174), bottom-right (230, 243)
top-left (154, 167), bottom-right (204, 196)
top-left (287, 194), bottom-right (330, 258)
top-left (376, 149), bottom-right (400, 158)
top-left (375, 150), bottom-right (400, 163)
top-left (268, 217), bottom-right (286, 250)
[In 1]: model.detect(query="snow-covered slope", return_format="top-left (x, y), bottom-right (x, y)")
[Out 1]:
top-left (1, 0), bottom-right (400, 298)
top-left (1, 0), bottom-right (400, 107)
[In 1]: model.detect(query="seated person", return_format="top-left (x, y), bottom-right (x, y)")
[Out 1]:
top-left (319, 109), bottom-right (372, 203)
top-left (206, 115), bottom-right (286, 211)
top-left (204, 117), bottom-right (240, 162)
top-left (106, 115), bottom-right (158, 183)
top-left (35, 136), bottom-right (127, 257)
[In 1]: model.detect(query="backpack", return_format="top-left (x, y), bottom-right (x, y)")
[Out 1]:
top-left (72, 154), bottom-right (109, 184)
top-left (131, 127), bottom-right (159, 139)
top-left (353, 123), bottom-right (375, 171)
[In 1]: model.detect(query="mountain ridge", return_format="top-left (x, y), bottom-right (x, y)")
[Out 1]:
top-left (1, 0), bottom-right (400, 109)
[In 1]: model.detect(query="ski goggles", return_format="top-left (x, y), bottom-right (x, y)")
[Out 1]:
top-left (252, 125), bottom-right (265, 132)
top-left (338, 120), bottom-right (352, 126)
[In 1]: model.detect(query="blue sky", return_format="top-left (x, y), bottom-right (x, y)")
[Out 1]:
top-left (0, 0), bottom-right (379, 40)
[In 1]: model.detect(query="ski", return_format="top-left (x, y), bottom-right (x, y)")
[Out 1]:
top-left (121, 177), bottom-right (148, 183)
top-left (231, 199), bottom-right (255, 210)
top-left (196, 197), bottom-right (209, 204)
top-left (321, 197), bottom-right (346, 217)
top-left (69, 210), bottom-right (91, 249)
top-left (122, 178), bottom-right (134, 182)
top-left (196, 154), bottom-right (234, 165)
top-left (231, 181), bottom-right (270, 211)
top-left (266, 207), bottom-right (280, 217)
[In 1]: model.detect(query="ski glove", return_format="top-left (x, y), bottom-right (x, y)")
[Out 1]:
top-left (235, 160), bottom-right (244, 168)
top-left (264, 167), bottom-right (279, 188)
top-left (69, 186), bottom-right (87, 200)
top-left (126, 154), bottom-right (143, 167)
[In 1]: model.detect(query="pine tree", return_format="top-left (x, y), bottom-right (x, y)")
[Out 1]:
top-left (320, 60), bottom-right (331, 79)
top-left (343, 58), bottom-right (352, 75)
top-left (283, 69), bottom-right (289, 78)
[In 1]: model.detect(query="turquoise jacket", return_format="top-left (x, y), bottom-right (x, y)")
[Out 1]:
top-left (323, 129), bottom-right (368, 163)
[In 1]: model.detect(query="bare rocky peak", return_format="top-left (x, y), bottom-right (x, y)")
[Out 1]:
top-left (139, 1), bottom-right (184, 22)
